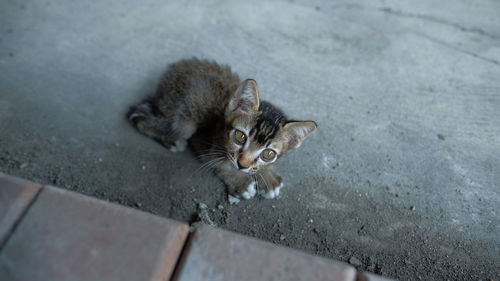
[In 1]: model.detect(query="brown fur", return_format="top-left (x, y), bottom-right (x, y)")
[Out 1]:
top-left (128, 58), bottom-right (317, 199)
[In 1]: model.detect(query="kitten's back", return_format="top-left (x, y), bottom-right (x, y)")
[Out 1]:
top-left (157, 58), bottom-right (241, 123)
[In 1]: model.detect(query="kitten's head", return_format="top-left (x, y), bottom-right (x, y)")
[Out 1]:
top-left (224, 79), bottom-right (317, 174)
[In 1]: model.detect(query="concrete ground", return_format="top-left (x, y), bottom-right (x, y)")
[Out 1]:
top-left (0, 0), bottom-right (498, 280)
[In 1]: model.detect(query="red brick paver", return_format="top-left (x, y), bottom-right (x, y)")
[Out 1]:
top-left (0, 174), bottom-right (394, 281)
top-left (173, 224), bottom-right (357, 281)
top-left (0, 185), bottom-right (189, 281)
top-left (0, 173), bottom-right (41, 247)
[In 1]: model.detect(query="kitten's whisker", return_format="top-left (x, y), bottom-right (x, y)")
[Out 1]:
top-left (194, 156), bottom-right (225, 176)
top-left (198, 158), bottom-right (225, 177)
top-left (196, 152), bottom-right (227, 158)
top-left (195, 149), bottom-right (228, 155)
top-left (226, 152), bottom-right (236, 164)
top-left (195, 147), bottom-right (227, 152)
top-left (204, 158), bottom-right (224, 171)
top-left (196, 152), bottom-right (225, 159)
top-left (201, 157), bottom-right (224, 170)
top-left (194, 157), bottom-right (221, 175)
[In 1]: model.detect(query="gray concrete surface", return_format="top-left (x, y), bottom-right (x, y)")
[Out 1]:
top-left (1, 0), bottom-right (499, 280)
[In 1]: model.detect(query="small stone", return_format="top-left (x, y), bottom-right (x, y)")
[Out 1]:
top-left (19, 163), bottom-right (28, 169)
top-left (197, 204), bottom-right (217, 227)
top-left (404, 258), bottom-right (412, 265)
top-left (142, 165), bottom-right (146, 170)
top-left (349, 256), bottom-right (362, 266)
top-left (410, 206), bottom-right (416, 211)
top-left (217, 204), bottom-right (224, 210)
top-left (271, 205), bottom-right (276, 209)
top-left (98, 158), bottom-right (103, 162)
top-left (134, 202), bottom-right (142, 208)
top-left (437, 134), bottom-right (446, 140)
top-left (280, 234), bottom-right (285, 240)
top-left (308, 219), bottom-right (314, 223)
top-left (228, 195), bottom-right (240, 205)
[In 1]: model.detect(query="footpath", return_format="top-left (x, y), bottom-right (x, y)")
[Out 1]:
top-left (0, 173), bottom-right (392, 281)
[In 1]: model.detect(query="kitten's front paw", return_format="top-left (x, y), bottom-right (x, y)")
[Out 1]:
top-left (257, 170), bottom-right (283, 199)
top-left (241, 181), bottom-right (257, 200)
top-left (262, 182), bottom-right (283, 199)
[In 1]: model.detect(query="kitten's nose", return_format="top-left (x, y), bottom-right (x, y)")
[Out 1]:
top-left (237, 160), bottom-right (248, 170)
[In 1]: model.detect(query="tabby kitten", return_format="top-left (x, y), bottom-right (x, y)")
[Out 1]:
top-left (128, 58), bottom-right (316, 200)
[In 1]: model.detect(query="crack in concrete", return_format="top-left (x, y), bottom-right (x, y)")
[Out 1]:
top-left (411, 31), bottom-right (500, 67)
top-left (379, 7), bottom-right (499, 41)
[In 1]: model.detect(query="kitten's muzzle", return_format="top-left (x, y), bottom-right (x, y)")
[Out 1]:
top-left (237, 160), bottom-right (249, 170)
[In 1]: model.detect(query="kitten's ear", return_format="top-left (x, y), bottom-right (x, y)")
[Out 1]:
top-left (282, 121), bottom-right (317, 150)
top-left (227, 79), bottom-right (260, 114)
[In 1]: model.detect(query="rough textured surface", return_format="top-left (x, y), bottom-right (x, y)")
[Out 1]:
top-left (174, 224), bottom-right (356, 281)
top-left (357, 272), bottom-right (396, 281)
top-left (0, 185), bottom-right (189, 281)
top-left (0, 0), bottom-right (499, 280)
top-left (0, 173), bottom-right (41, 247)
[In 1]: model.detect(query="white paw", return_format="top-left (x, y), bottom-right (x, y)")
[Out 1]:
top-left (228, 194), bottom-right (241, 205)
top-left (169, 139), bottom-right (187, 152)
top-left (262, 182), bottom-right (283, 199)
top-left (241, 181), bottom-right (257, 200)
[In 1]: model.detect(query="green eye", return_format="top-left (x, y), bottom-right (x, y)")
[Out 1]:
top-left (234, 130), bottom-right (247, 145)
top-left (260, 149), bottom-right (276, 162)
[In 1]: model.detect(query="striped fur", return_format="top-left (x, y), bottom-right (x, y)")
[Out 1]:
top-left (128, 58), bottom-right (316, 200)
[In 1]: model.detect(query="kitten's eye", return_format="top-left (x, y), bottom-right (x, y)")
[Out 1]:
top-left (260, 149), bottom-right (276, 162)
top-left (233, 130), bottom-right (247, 145)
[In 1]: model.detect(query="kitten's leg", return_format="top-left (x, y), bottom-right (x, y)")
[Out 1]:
top-left (216, 166), bottom-right (256, 200)
top-left (128, 101), bottom-right (171, 141)
top-left (128, 101), bottom-right (195, 152)
top-left (256, 168), bottom-right (283, 199)
top-left (168, 118), bottom-right (196, 152)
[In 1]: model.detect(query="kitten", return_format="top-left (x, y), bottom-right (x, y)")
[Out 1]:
top-left (128, 58), bottom-right (317, 200)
